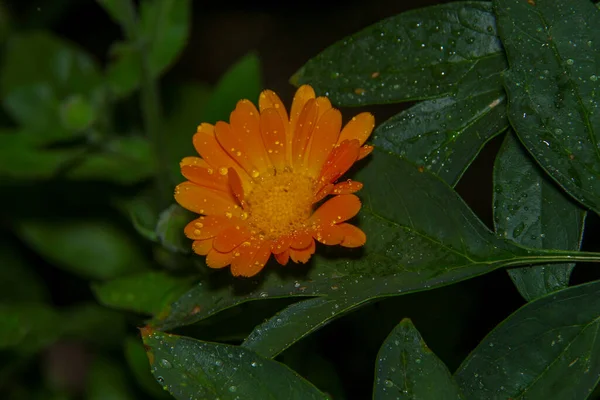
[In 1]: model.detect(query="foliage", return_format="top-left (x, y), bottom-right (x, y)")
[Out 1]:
top-left (1, 0), bottom-right (600, 399)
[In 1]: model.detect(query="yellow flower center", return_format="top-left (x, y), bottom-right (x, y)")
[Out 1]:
top-left (245, 172), bottom-right (315, 239)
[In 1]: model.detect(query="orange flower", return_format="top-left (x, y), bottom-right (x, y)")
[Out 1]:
top-left (175, 85), bottom-right (374, 277)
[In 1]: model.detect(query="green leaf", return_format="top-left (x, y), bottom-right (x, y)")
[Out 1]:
top-left (0, 130), bottom-right (83, 180)
top-left (0, 304), bottom-right (61, 352)
top-left (124, 336), bottom-right (171, 399)
top-left (199, 53), bottom-right (262, 124)
top-left (86, 356), bottom-right (135, 400)
top-left (292, 2), bottom-right (505, 106)
top-left (142, 330), bottom-right (328, 400)
top-left (1, 32), bottom-right (102, 144)
top-left (93, 271), bottom-right (195, 315)
top-left (95, 0), bottom-right (133, 28)
top-left (494, 133), bottom-right (586, 301)
top-left (0, 243), bottom-right (48, 303)
top-left (151, 149), bottom-right (600, 332)
top-left (454, 280), bottom-right (600, 399)
top-left (62, 303), bottom-right (127, 347)
top-left (106, 0), bottom-right (191, 97)
top-left (17, 219), bottom-right (147, 280)
top-left (374, 77), bottom-right (508, 186)
top-left (66, 136), bottom-right (154, 184)
top-left (114, 192), bottom-right (160, 242)
top-left (162, 82), bottom-right (211, 183)
top-left (374, 318), bottom-right (464, 400)
top-left (496, 0), bottom-right (600, 213)
top-left (156, 204), bottom-right (195, 253)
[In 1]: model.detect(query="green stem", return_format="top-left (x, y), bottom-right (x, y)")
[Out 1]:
top-left (502, 249), bottom-right (600, 268)
top-left (123, 0), bottom-right (170, 207)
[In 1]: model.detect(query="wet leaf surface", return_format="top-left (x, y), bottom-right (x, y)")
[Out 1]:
top-left (455, 280), bottom-right (600, 400)
top-left (494, 133), bottom-right (586, 301)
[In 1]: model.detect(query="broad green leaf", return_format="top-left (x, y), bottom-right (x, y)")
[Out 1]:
top-left (374, 76), bottom-right (507, 185)
top-left (1, 32), bottom-right (102, 144)
top-left (199, 53), bottom-right (262, 124)
top-left (156, 204), bottom-right (195, 253)
top-left (151, 149), bottom-right (600, 331)
top-left (496, 0), bottom-right (600, 213)
top-left (17, 219), bottom-right (147, 280)
top-left (124, 336), bottom-right (171, 399)
top-left (162, 82), bottom-right (211, 183)
top-left (93, 271), bottom-right (195, 315)
top-left (95, 0), bottom-right (133, 29)
top-left (61, 303), bottom-right (127, 347)
top-left (0, 131), bottom-right (83, 180)
top-left (114, 192), bottom-right (160, 242)
top-left (142, 330), bottom-right (328, 400)
top-left (374, 319), bottom-right (463, 400)
top-left (0, 243), bottom-right (48, 302)
top-left (106, 0), bottom-right (191, 97)
top-left (242, 297), bottom-right (369, 358)
top-left (494, 133), bottom-right (586, 301)
top-left (86, 356), bottom-right (135, 400)
top-left (66, 136), bottom-right (154, 184)
top-left (292, 2), bottom-right (505, 106)
top-left (454, 280), bottom-right (600, 399)
top-left (0, 304), bottom-right (61, 352)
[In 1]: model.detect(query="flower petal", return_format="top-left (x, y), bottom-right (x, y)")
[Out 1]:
top-left (228, 167), bottom-right (245, 206)
top-left (260, 108), bottom-right (288, 171)
top-left (231, 240), bottom-right (271, 277)
top-left (305, 107), bottom-right (342, 176)
top-left (319, 139), bottom-right (360, 185)
top-left (337, 112), bottom-right (374, 146)
top-left (358, 145), bottom-right (374, 160)
top-left (271, 235), bottom-right (291, 254)
top-left (274, 249), bottom-right (290, 265)
top-left (315, 96), bottom-right (332, 120)
top-left (291, 233), bottom-right (313, 250)
top-left (214, 121), bottom-right (257, 176)
top-left (338, 223), bottom-right (366, 248)
top-left (184, 216), bottom-right (234, 240)
top-left (230, 100), bottom-right (272, 174)
top-left (289, 240), bottom-right (315, 264)
top-left (332, 180), bottom-right (363, 195)
top-left (206, 249), bottom-right (235, 269)
top-left (292, 98), bottom-right (318, 169)
top-left (213, 226), bottom-right (251, 253)
top-left (175, 181), bottom-right (240, 217)
top-left (259, 89), bottom-right (289, 123)
top-left (192, 238), bottom-right (213, 255)
top-left (313, 224), bottom-right (344, 245)
top-left (309, 194), bottom-right (361, 226)
top-left (181, 158), bottom-right (230, 193)
top-left (290, 85), bottom-right (316, 134)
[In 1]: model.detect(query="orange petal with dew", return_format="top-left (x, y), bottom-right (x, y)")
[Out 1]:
top-left (260, 108), bottom-right (287, 171)
top-left (271, 235), bottom-right (291, 254)
top-left (231, 240), bottom-right (271, 277)
top-left (175, 182), bottom-right (240, 217)
top-left (213, 226), bottom-right (251, 253)
top-left (315, 96), bottom-right (332, 120)
top-left (228, 167), bottom-right (245, 206)
top-left (290, 85), bottom-right (316, 134)
top-left (289, 240), bottom-right (315, 263)
top-left (292, 98), bottom-right (318, 168)
top-left (192, 238), bottom-right (213, 255)
top-left (310, 194), bottom-right (361, 226)
top-left (313, 224), bottom-right (344, 246)
top-left (193, 124), bottom-right (239, 171)
top-left (313, 183), bottom-right (334, 204)
top-left (291, 232), bottom-right (313, 250)
top-left (274, 249), bottom-right (290, 265)
top-left (214, 121), bottom-right (256, 176)
top-left (332, 180), bottom-right (363, 195)
top-left (184, 216), bottom-right (234, 240)
top-left (305, 108), bottom-right (342, 176)
top-left (259, 89), bottom-right (289, 124)
top-left (206, 249), bottom-right (235, 269)
top-left (230, 100), bottom-right (272, 174)
top-left (181, 163), bottom-right (230, 193)
top-left (358, 145), bottom-right (374, 160)
top-left (337, 112), bottom-right (375, 146)
top-left (338, 223), bottom-right (366, 247)
top-left (319, 139), bottom-right (360, 184)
